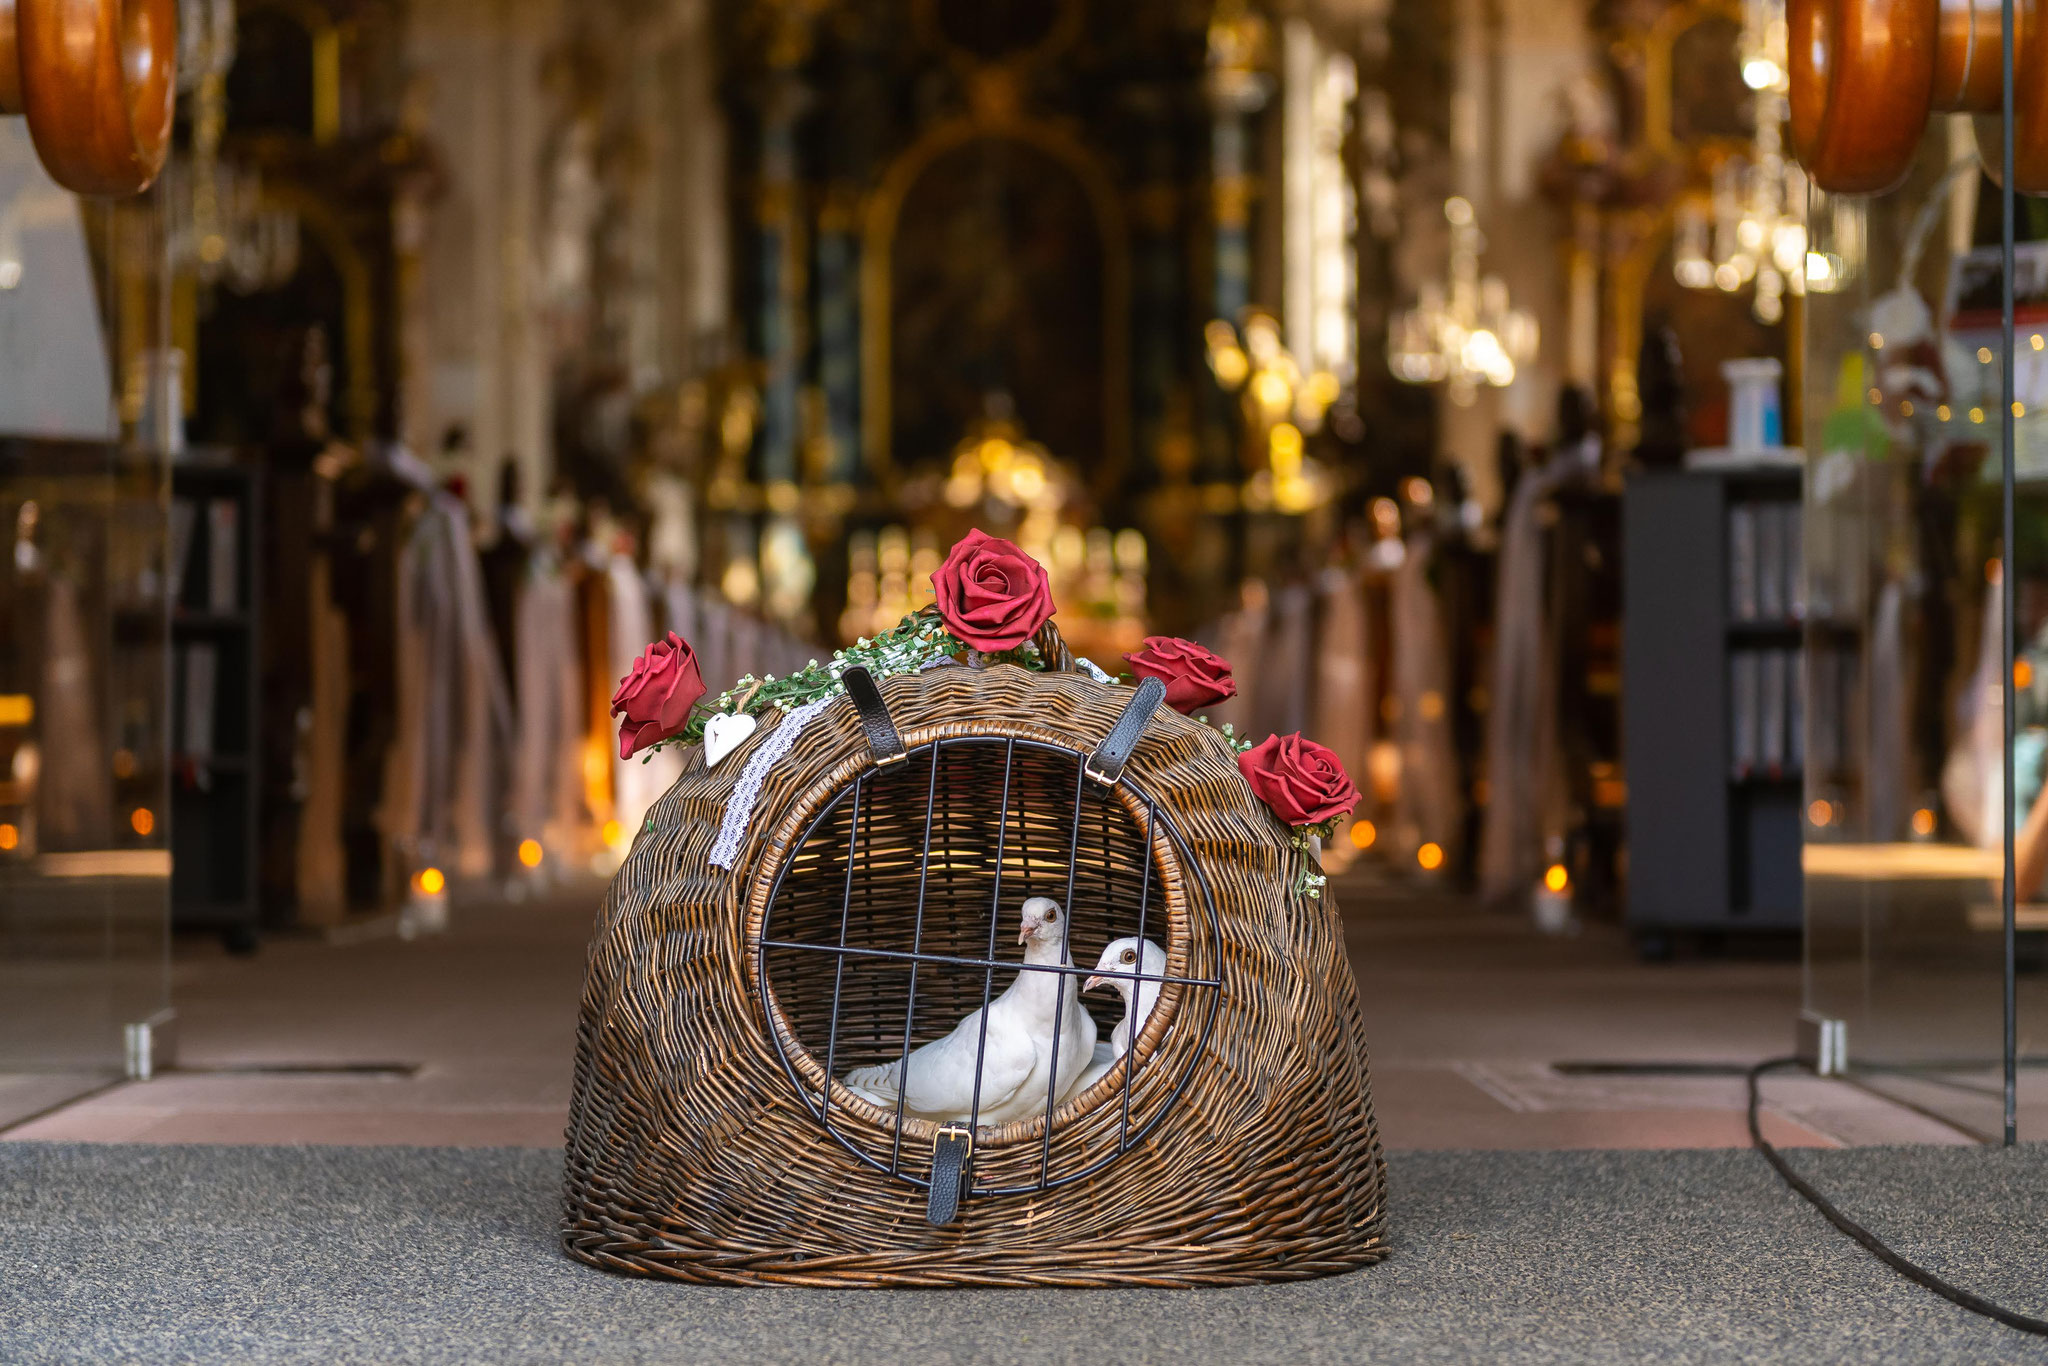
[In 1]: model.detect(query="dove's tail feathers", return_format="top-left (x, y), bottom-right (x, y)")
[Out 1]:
top-left (840, 1060), bottom-right (903, 1099)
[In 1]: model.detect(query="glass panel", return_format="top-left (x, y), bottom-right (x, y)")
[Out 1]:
top-left (1802, 119), bottom-right (2046, 1141)
top-left (0, 120), bottom-right (172, 1129)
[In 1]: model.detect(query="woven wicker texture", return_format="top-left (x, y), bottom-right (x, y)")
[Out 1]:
top-left (562, 659), bottom-right (1388, 1287)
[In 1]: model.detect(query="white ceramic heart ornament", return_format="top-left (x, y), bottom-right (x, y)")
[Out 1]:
top-left (703, 711), bottom-right (758, 769)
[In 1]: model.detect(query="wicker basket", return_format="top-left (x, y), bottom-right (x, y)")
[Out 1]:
top-left (561, 635), bottom-right (1388, 1287)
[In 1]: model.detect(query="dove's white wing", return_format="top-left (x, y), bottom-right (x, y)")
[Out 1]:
top-left (899, 1014), bottom-right (1036, 1119)
top-left (844, 1001), bottom-right (1037, 1120)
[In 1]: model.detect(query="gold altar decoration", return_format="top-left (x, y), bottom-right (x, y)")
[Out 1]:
top-left (1204, 310), bottom-right (1337, 515)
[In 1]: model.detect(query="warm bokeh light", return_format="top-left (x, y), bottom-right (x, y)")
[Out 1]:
top-left (1417, 842), bottom-right (1444, 871)
top-left (0, 694), bottom-right (32, 726)
top-left (414, 866), bottom-right (447, 896)
top-left (518, 839), bottom-right (544, 869)
top-left (1251, 369), bottom-right (1292, 413)
top-left (1268, 422), bottom-right (1304, 464)
top-left (1365, 741), bottom-right (1401, 804)
top-left (601, 819), bottom-right (624, 847)
top-left (129, 807), bottom-right (155, 837)
top-left (1543, 863), bottom-right (1569, 894)
top-left (0, 823), bottom-right (16, 851)
top-left (2018, 660), bottom-right (2034, 689)
top-left (1349, 820), bottom-right (1377, 850)
top-left (1808, 799), bottom-right (1834, 828)
top-left (1911, 808), bottom-right (1937, 837)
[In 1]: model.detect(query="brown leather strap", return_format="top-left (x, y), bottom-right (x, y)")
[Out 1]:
top-left (1085, 677), bottom-right (1166, 787)
top-left (841, 667), bottom-right (906, 767)
top-left (927, 1124), bottom-right (971, 1226)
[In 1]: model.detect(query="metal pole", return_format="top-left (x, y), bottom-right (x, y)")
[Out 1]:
top-left (2002, 0), bottom-right (2019, 1150)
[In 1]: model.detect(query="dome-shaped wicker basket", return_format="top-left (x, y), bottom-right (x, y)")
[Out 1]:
top-left (562, 636), bottom-right (1388, 1288)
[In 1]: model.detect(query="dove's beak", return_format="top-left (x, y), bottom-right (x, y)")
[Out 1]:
top-left (1083, 974), bottom-right (1107, 992)
top-left (1017, 922), bottom-right (1036, 945)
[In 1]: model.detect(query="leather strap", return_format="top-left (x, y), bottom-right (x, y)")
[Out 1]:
top-left (841, 666), bottom-right (906, 766)
top-left (927, 1124), bottom-right (971, 1226)
top-left (1085, 676), bottom-right (1166, 787)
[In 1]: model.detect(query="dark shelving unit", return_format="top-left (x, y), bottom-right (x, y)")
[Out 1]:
top-left (169, 455), bottom-right (261, 953)
top-left (1623, 465), bottom-right (1803, 957)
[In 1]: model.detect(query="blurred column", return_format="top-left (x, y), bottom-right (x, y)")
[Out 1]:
top-left (752, 42), bottom-right (811, 488)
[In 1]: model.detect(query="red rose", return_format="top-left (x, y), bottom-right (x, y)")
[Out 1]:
top-left (1123, 636), bottom-right (1236, 713)
top-left (1237, 732), bottom-right (1360, 828)
top-left (611, 631), bottom-right (707, 760)
top-left (930, 528), bottom-right (1056, 652)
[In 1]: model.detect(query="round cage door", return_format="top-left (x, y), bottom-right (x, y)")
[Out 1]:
top-left (755, 735), bottom-right (1222, 1210)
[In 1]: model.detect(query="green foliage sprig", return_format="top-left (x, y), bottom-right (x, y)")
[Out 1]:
top-left (642, 608), bottom-right (1053, 759)
top-left (1194, 716), bottom-right (1258, 755)
top-left (1288, 828), bottom-right (1336, 899)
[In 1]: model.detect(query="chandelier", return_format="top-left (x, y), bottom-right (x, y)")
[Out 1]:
top-left (1672, 0), bottom-right (1807, 324)
top-left (1387, 197), bottom-right (1538, 405)
top-left (166, 0), bottom-right (300, 294)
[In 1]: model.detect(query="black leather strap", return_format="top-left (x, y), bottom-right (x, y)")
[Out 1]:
top-left (841, 666), bottom-right (906, 766)
top-left (1085, 676), bottom-right (1166, 787)
top-left (927, 1125), bottom-right (971, 1226)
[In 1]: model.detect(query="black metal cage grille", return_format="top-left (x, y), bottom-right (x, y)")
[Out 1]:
top-left (756, 735), bottom-right (1223, 1198)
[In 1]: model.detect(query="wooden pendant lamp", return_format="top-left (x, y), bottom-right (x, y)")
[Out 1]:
top-left (0, 0), bottom-right (177, 196)
top-left (1789, 0), bottom-right (2047, 194)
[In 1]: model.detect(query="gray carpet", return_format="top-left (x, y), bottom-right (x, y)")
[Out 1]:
top-left (2, 1142), bottom-right (2045, 1365)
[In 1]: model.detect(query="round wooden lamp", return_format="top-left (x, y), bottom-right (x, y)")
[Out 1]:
top-left (1789, 0), bottom-right (2047, 194)
top-left (0, 0), bottom-right (177, 196)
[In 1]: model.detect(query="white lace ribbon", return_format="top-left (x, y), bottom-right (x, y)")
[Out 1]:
top-left (708, 695), bottom-right (838, 870)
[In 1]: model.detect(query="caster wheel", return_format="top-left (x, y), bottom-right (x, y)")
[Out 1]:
top-left (2, 0), bottom-right (178, 195)
top-left (1790, 0), bottom-right (2048, 194)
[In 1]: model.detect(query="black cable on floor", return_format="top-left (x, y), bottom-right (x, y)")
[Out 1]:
top-left (1748, 1057), bottom-right (2048, 1336)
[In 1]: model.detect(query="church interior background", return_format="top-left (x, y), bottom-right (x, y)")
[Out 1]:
top-left (2, 0), bottom-right (2041, 1158)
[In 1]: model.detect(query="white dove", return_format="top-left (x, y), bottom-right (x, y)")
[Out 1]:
top-left (1072, 937), bottom-right (1166, 1095)
top-left (840, 896), bottom-right (1098, 1126)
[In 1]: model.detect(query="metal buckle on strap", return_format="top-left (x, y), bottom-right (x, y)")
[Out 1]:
top-left (1083, 758), bottom-right (1121, 788)
top-left (927, 1122), bottom-right (974, 1226)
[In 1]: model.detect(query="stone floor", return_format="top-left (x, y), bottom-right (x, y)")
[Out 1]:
top-left (0, 869), bottom-right (2010, 1149)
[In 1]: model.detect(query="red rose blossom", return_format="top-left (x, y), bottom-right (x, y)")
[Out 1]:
top-left (1237, 732), bottom-right (1360, 828)
top-left (930, 528), bottom-right (1056, 652)
top-left (1123, 636), bottom-right (1236, 713)
top-left (611, 631), bottom-right (707, 760)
